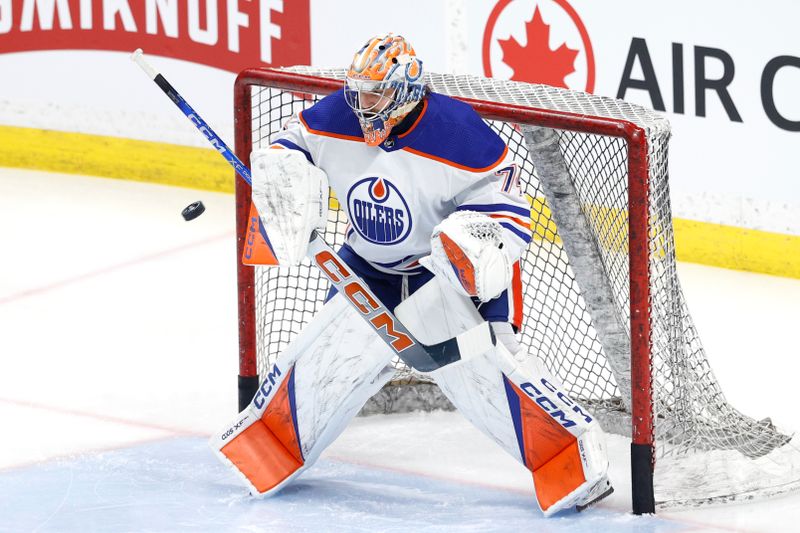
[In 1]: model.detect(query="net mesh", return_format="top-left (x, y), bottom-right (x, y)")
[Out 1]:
top-left (242, 67), bottom-right (800, 508)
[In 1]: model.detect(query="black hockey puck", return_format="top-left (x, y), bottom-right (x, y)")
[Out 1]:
top-left (181, 201), bottom-right (205, 221)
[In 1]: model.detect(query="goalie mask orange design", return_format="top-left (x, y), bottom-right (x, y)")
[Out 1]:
top-left (344, 33), bottom-right (427, 146)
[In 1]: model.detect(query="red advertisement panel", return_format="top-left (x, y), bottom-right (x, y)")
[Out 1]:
top-left (0, 0), bottom-right (310, 72)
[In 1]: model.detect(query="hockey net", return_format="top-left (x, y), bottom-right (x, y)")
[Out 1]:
top-left (233, 66), bottom-right (800, 511)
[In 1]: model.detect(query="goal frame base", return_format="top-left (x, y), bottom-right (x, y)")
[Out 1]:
top-left (631, 442), bottom-right (656, 514)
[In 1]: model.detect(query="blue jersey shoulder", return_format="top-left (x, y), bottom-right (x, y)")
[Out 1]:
top-left (300, 89), bottom-right (363, 140)
top-left (407, 93), bottom-right (506, 171)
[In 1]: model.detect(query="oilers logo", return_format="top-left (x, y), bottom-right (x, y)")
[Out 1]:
top-left (346, 176), bottom-right (412, 245)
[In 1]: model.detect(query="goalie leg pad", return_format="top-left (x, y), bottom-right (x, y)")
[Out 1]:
top-left (216, 365), bottom-right (305, 495)
top-left (211, 294), bottom-right (397, 496)
top-left (432, 341), bottom-right (609, 516)
top-left (398, 276), bottom-right (609, 516)
top-left (500, 363), bottom-right (609, 515)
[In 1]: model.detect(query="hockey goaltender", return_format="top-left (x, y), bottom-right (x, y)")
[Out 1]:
top-left (211, 33), bottom-right (613, 517)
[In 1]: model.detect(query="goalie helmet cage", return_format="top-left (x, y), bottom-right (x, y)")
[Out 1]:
top-left (233, 67), bottom-right (800, 515)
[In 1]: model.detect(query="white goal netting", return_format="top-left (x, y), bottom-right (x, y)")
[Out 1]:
top-left (240, 67), bottom-right (800, 509)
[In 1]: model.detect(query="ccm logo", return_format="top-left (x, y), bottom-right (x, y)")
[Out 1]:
top-left (520, 378), bottom-right (593, 429)
top-left (253, 364), bottom-right (283, 409)
top-left (189, 114), bottom-right (223, 152)
top-left (244, 215), bottom-right (259, 260)
top-left (315, 250), bottom-right (414, 353)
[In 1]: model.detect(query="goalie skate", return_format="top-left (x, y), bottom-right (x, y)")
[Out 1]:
top-left (575, 475), bottom-right (614, 512)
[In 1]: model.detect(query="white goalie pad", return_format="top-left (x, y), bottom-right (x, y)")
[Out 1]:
top-left (396, 276), bottom-right (610, 516)
top-left (420, 211), bottom-right (512, 302)
top-left (251, 148), bottom-right (329, 266)
top-left (211, 294), bottom-right (397, 496)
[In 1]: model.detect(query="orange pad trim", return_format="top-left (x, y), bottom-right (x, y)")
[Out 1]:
top-left (261, 367), bottom-right (304, 465)
top-left (439, 232), bottom-right (477, 296)
top-left (242, 203), bottom-right (279, 266)
top-left (220, 366), bottom-right (304, 493)
top-left (505, 378), bottom-right (587, 511)
top-left (220, 419), bottom-right (303, 493)
top-left (532, 440), bottom-right (586, 510)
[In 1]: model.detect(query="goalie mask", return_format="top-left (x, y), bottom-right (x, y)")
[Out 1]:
top-left (345, 34), bottom-right (426, 146)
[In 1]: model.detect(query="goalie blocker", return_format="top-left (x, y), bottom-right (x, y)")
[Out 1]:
top-left (211, 148), bottom-right (612, 516)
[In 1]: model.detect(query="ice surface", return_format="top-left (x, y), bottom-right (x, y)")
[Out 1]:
top-left (0, 437), bottom-right (681, 533)
top-left (1, 167), bottom-right (799, 531)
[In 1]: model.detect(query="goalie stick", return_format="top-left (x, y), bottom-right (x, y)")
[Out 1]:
top-left (130, 49), bottom-right (495, 373)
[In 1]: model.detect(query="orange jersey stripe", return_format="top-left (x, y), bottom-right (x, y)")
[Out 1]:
top-left (402, 144), bottom-right (509, 173)
top-left (511, 261), bottom-right (523, 330)
top-left (298, 111), bottom-right (364, 143)
top-left (397, 99), bottom-right (428, 139)
top-left (489, 213), bottom-right (531, 229)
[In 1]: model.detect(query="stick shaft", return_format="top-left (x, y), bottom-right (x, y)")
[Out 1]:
top-left (131, 49), bottom-right (251, 185)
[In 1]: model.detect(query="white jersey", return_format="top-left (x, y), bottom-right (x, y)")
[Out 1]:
top-left (270, 90), bottom-right (532, 275)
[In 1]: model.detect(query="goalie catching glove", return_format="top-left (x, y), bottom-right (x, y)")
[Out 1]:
top-left (420, 211), bottom-right (513, 302)
top-left (251, 148), bottom-right (329, 266)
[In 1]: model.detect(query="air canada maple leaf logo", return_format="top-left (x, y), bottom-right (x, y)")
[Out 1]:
top-left (498, 7), bottom-right (578, 88)
top-left (482, 0), bottom-right (595, 93)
